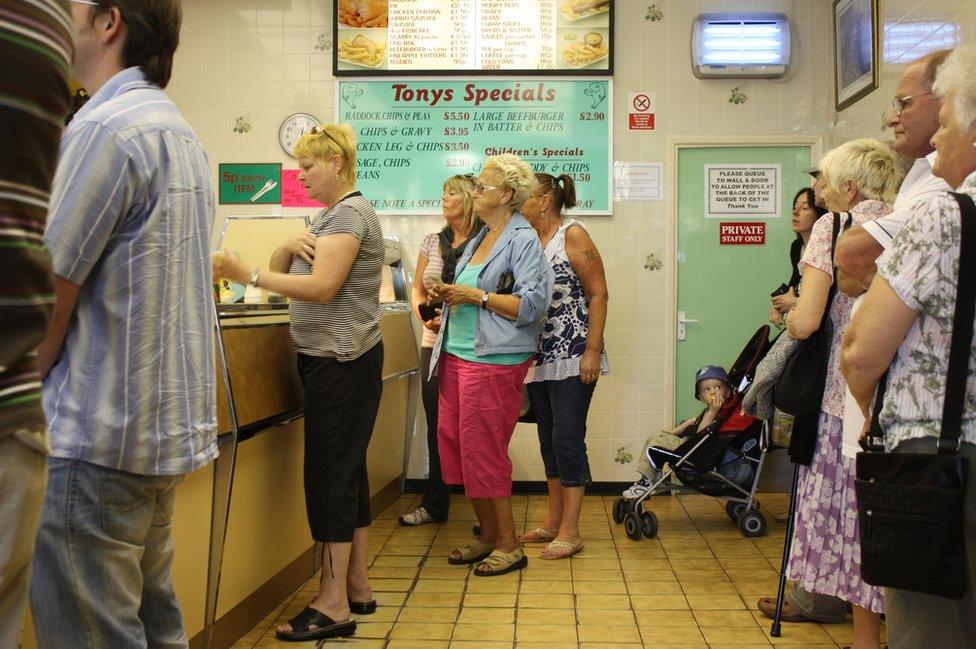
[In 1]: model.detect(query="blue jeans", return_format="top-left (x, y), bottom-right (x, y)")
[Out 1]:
top-left (30, 458), bottom-right (186, 649)
top-left (527, 376), bottom-right (595, 487)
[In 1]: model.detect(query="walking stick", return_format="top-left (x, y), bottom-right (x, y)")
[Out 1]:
top-left (770, 463), bottom-right (801, 637)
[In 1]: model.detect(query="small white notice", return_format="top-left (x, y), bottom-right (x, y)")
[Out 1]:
top-left (705, 164), bottom-right (780, 218)
top-left (613, 162), bottom-right (664, 201)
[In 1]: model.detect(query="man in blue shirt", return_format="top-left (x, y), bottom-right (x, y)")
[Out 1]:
top-left (31, 2), bottom-right (216, 647)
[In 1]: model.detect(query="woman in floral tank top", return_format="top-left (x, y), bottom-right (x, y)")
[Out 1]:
top-left (520, 173), bottom-right (609, 559)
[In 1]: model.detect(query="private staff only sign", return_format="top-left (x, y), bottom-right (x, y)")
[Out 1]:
top-left (720, 222), bottom-right (766, 245)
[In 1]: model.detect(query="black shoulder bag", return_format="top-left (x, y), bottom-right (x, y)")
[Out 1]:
top-left (774, 212), bottom-right (852, 464)
top-left (854, 191), bottom-right (975, 599)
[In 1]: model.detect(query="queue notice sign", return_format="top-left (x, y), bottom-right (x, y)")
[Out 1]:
top-left (705, 164), bottom-right (780, 218)
top-left (337, 79), bottom-right (612, 215)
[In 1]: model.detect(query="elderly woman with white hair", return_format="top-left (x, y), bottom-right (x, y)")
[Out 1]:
top-left (842, 46), bottom-right (976, 649)
top-left (427, 153), bottom-right (553, 576)
top-left (777, 138), bottom-right (900, 648)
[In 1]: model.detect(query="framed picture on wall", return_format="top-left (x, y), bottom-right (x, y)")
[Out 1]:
top-left (832, 0), bottom-right (879, 111)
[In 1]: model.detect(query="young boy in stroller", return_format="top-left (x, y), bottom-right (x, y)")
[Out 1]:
top-left (613, 359), bottom-right (771, 539)
top-left (623, 365), bottom-right (757, 499)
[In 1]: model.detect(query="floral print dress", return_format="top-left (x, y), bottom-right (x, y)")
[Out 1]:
top-left (785, 200), bottom-right (891, 613)
top-left (527, 220), bottom-right (609, 383)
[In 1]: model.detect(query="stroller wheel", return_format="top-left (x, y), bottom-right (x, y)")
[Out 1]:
top-left (738, 510), bottom-right (767, 538)
top-left (640, 511), bottom-right (659, 539)
top-left (623, 512), bottom-right (642, 540)
top-left (725, 501), bottom-right (747, 522)
top-left (612, 498), bottom-right (627, 524)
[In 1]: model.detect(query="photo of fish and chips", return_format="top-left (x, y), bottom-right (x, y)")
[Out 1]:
top-left (337, 1), bottom-right (388, 70)
top-left (558, 0), bottom-right (611, 24)
top-left (557, 29), bottom-right (609, 69)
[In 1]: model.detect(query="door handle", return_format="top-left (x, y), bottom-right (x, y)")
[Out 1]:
top-left (677, 311), bottom-right (699, 341)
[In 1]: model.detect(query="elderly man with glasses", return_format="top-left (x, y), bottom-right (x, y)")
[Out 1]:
top-left (834, 49), bottom-right (955, 292)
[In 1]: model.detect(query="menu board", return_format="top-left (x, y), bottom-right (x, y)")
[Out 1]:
top-left (334, 0), bottom-right (613, 75)
top-left (337, 79), bottom-right (611, 214)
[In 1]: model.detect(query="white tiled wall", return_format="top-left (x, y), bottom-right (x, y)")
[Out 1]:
top-left (167, 0), bottom-right (972, 484)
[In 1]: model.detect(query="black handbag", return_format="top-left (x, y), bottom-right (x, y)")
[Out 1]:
top-left (854, 191), bottom-right (976, 600)
top-left (774, 212), bottom-right (851, 464)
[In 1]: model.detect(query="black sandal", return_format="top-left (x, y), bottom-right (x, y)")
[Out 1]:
top-left (349, 599), bottom-right (377, 615)
top-left (274, 606), bottom-right (356, 642)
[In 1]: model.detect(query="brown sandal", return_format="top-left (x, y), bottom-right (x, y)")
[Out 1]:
top-left (474, 548), bottom-right (528, 577)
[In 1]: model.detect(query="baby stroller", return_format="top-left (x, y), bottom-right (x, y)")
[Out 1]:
top-left (613, 325), bottom-right (775, 540)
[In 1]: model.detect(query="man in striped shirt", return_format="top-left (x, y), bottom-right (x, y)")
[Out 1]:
top-left (29, 2), bottom-right (217, 646)
top-left (0, 1), bottom-right (72, 646)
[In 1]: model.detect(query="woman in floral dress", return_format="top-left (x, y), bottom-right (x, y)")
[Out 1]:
top-left (781, 139), bottom-right (900, 648)
top-left (519, 173), bottom-right (610, 559)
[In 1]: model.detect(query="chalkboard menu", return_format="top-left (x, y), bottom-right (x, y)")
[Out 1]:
top-left (337, 79), bottom-right (612, 214)
top-left (334, 0), bottom-right (613, 76)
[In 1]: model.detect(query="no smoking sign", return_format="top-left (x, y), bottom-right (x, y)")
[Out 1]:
top-left (628, 92), bottom-right (655, 130)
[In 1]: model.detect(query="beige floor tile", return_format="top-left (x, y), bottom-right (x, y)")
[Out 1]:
top-left (451, 623), bottom-right (516, 642)
top-left (372, 555), bottom-right (424, 567)
top-left (412, 579), bottom-right (466, 594)
top-left (382, 544), bottom-right (433, 556)
top-left (576, 608), bottom-right (637, 626)
top-left (370, 578), bottom-right (414, 592)
top-left (569, 558), bottom-right (622, 570)
top-left (577, 624), bottom-right (642, 643)
top-left (405, 592), bottom-right (462, 608)
top-left (630, 594), bottom-right (690, 610)
top-left (463, 593), bottom-right (518, 607)
top-left (390, 622), bottom-right (455, 640)
top-left (456, 606), bottom-right (515, 625)
top-left (680, 580), bottom-right (739, 595)
top-left (579, 644), bottom-right (643, 649)
top-left (448, 642), bottom-right (514, 649)
top-left (575, 594), bottom-right (632, 609)
top-left (465, 577), bottom-right (519, 593)
top-left (573, 580), bottom-right (628, 594)
top-left (637, 624), bottom-right (707, 645)
top-left (395, 606), bottom-right (459, 623)
top-left (419, 567), bottom-right (471, 580)
top-left (520, 566), bottom-right (572, 580)
top-left (635, 609), bottom-right (699, 627)
top-left (374, 591), bottom-right (408, 608)
top-left (515, 642), bottom-right (578, 649)
top-left (367, 566), bottom-right (420, 580)
top-left (357, 606), bottom-right (400, 622)
top-left (515, 607), bottom-right (576, 625)
top-left (685, 593), bottom-right (746, 610)
top-left (571, 568), bottom-right (625, 581)
top-left (516, 623), bottom-right (578, 642)
top-left (517, 593), bottom-right (575, 608)
top-left (694, 609), bottom-right (763, 627)
top-left (700, 625), bottom-right (771, 644)
top-left (760, 623), bottom-right (835, 644)
top-left (353, 622), bottom-right (394, 638)
top-left (518, 579), bottom-right (573, 594)
top-left (386, 641), bottom-right (450, 649)
top-left (626, 580), bottom-right (683, 595)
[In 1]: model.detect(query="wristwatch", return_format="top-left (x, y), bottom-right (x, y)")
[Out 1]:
top-left (248, 268), bottom-right (261, 287)
top-left (481, 291), bottom-right (489, 309)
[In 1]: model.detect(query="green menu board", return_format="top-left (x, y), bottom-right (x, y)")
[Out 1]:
top-left (336, 79), bottom-right (611, 214)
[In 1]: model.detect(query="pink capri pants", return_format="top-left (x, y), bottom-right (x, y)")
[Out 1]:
top-left (437, 352), bottom-right (531, 498)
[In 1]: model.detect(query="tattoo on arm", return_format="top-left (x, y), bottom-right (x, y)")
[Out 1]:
top-left (582, 249), bottom-right (596, 262)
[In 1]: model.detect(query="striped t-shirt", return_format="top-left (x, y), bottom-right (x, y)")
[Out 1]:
top-left (0, 0), bottom-right (72, 452)
top-left (289, 193), bottom-right (384, 361)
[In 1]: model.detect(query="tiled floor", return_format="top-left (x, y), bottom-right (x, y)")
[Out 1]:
top-left (232, 493), bottom-right (874, 648)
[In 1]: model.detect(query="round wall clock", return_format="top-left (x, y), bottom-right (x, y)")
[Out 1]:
top-left (278, 112), bottom-right (319, 158)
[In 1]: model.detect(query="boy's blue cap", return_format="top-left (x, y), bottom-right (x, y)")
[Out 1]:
top-left (694, 365), bottom-right (731, 399)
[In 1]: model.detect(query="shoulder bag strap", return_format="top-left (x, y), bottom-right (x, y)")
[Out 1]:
top-left (940, 193), bottom-right (976, 454)
top-left (817, 212), bottom-right (851, 329)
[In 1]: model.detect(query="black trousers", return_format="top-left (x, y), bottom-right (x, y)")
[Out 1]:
top-left (298, 341), bottom-right (384, 542)
top-left (419, 347), bottom-right (450, 520)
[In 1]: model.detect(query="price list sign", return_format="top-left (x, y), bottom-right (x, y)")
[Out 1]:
top-left (337, 79), bottom-right (612, 214)
top-left (334, 0), bottom-right (613, 75)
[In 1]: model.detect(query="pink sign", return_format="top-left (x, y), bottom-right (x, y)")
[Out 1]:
top-left (281, 169), bottom-right (325, 208)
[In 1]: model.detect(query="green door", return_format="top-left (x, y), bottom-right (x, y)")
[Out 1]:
top-left (675, 145), bottom-right (813, 421)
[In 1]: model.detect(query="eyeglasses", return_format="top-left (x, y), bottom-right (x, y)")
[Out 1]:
top-left (309, 125), bottom-right (343, 149)
top-left (69, 0), bottom-right (100, 4)
top-left (881, 90), bottom-right (935, 131)
top-left (474, 183), bottom-right (501, 194)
